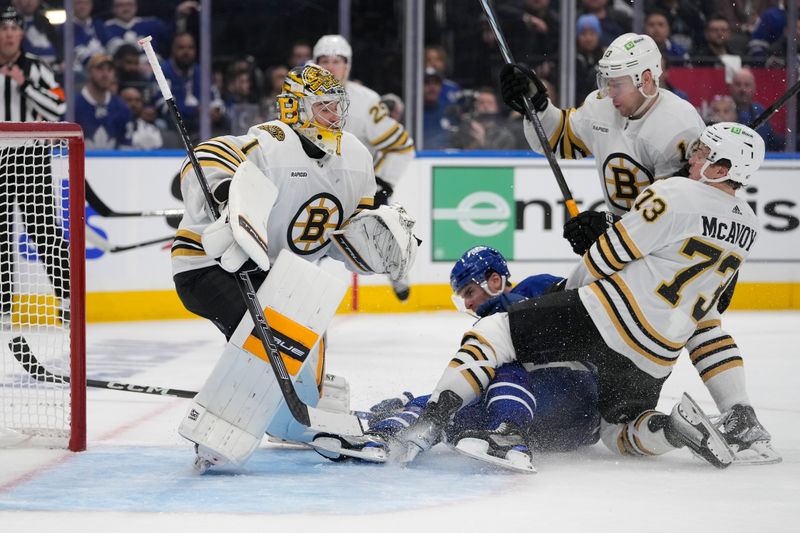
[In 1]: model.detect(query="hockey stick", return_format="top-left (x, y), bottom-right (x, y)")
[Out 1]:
top-left (139, 36), bottom-right (363, 436)
top-left (9, 336), bottom-right (196, 398)
top-left (85, 179), bottom-right (184, 220)
top-left (747, 78), bottom-right (800, 130)
top-left (479, 0), bottom-right (579, 218)
top-left (85, 224), bottom-right (173, 253)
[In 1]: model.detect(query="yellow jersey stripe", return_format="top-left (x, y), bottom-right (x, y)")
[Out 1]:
top-left (460, 343), bottom-right (488, 362)
top-left (197, 144), bottom-right (242, 168)
top-left (383, 143), bottom-right (414, 155)
top-left (175, 229), bottom-right (201, 242)
top-left (462, 331), bottom-right (497, 358)
top-left (696, 319), bottom-right (722, 330)
top-left (242, 138), bottom-right (259, 155)
top-left (171, 248), bottom-right (206, 257)
top-left (584, 252), bottom-right (604, 279)
top-left (598, 234), bottom-right (626, 271)
top-left (690, 337), bottom-right (736, 362)
top-left (589, 283), bottom-right (678, 366)
top-left (213, 137), bottom-right (246, 161)
top-left (609, 275), bottom-right (685, 350)
top-left (613, 221), bottom-right (643, 260)
top-left (701, 358), bottom-right (743, 381)
top-left (548, 109), bottom-right (567, 151)
top-left (180, 159), bottom-right (238, 180)
top-left (460, 369), bottom-right (484, 396)
top-left (370, 124), bottom-right (400, 146)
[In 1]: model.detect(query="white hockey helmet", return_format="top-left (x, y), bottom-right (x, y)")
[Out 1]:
top-left (696, 122), bottom-right (765, 185)
top-left (597, 33), bottom-right (662, 93)
top-left (276, 64), bottom-right (350, 156)
top-left (313, 34), bottom-right (352, 62)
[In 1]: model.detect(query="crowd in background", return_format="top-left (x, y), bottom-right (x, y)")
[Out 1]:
top-left (1, 0), bottom-right (797, 152)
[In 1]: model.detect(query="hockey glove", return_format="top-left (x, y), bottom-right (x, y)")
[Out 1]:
top-left (201, 207), bottom-right (250, 273)
top-left (499, 63), bottom-right (549, 115)
top-left (374, 176), bottom-right (394, 207)
top-left (563, 210), bottom-right (620, 256)
top-left (475, 292), bottom-right (527, 317)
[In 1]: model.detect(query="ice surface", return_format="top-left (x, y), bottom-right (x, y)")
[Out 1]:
top-left (1, 311), bottom-right (798, 532)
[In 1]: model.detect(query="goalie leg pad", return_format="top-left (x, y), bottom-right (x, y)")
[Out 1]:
top-left (178, 250), bottom-right (347, 466)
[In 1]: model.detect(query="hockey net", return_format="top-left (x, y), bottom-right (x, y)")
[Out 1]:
top-left (0, 123), bottom-right (85, 451)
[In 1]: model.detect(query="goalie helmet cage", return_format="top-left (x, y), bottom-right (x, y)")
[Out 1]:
top-left (0, 122), bottom-right (86, 452)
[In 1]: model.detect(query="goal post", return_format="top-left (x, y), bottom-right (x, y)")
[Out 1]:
top-left (0, 122), bottom-right (86, 452)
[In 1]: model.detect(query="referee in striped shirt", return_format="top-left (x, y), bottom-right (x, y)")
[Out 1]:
top-left (0, 6), bottom-right (69, 318)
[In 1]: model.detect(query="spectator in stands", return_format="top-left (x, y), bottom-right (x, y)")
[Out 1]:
top-left (692, 15), bottom-right (736, 66)
top-left (12, 0), bottom-right (57, 66)
top-left (728, 67), bottom-right (783, 150)
top-left (748, 5), bottom-right (787, 59)
top-left (658, 56), bottom-right (688, 100)
top-left (63, 0), bottom-right (108, 77)
top-left (580, 0), bottom-right (631, 47)
top-left (575, 14), bottom-right (603, 105)
top-left (425, 45), bottom-right (461, 108)
top-left (75, 53), bottom-right (133, 149)
top-left (287, 40), bottom-right (312, 68)
top-left (497, 0), bottom-right (560, 68)
top-left (120, 86), bottom-right (163, 150)
top-left (258, 64), bottom-right (288, 122)
top-left (422, 67), bottom-right (453, 150)
top-left (705, 94), bottom-right (738, 125)
top-left (224, 59), bottom-right (259, 135)
top-left (113, 43), bottom-right (151, 95)
top-left (104, 0), bottom-right (170, 56)
top-left (155, 32), bottom-right (201, 135)
top-left (452, 87), bottom-right (518, 150)
top-left (645, 10), bottom-right (689, 64)
top-left (644, 0), bottom-right (706, 52)
top-left (712, 0), bottom-right (759, 55)
top-left (765, 17), bottom-right (800, 68)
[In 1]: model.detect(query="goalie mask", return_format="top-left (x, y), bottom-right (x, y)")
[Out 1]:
top-left (692, 122), bottom-right (765, 186)
top-left (276, 64), bottom-right (350, 156)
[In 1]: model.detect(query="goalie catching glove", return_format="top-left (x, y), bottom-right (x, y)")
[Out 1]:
top-left (201, 160), bottom-right (278, 273)
top-left (330, 204), bottom-right (419, 281)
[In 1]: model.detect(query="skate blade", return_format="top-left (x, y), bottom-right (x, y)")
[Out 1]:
top-left (455, 438), bottom-right (537, 474)
top-left (678, 393), bottom-right (735, 469)
top-left (265, 434), bottom-right (311, 449)
top-left (193, 455), bottom-right (212, 474)
top-left (311, 436), bottom-right (388, 463)
top-left (732, 441), bottom-right (783, 466)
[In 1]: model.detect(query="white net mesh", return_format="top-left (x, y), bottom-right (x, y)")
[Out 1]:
top-left (0, 135), bottom-right (74, 448)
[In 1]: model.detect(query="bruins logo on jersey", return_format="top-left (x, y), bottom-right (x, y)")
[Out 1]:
top-left (257, 124), bottom-right (285, 141)
top-left (602, 152), bottom-right (654, 212)
top-left (288, 192), bottom-right (343, 255)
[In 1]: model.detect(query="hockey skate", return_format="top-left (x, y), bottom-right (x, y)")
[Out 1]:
top-left (453, 423), bottom-right (537, 474)
top-left (715, 404), bottom-right (782, 466)
top-left (192, 443), bottom-right (227, 474)
top-left (667, 393), bottom-right (734, 469)
top-left (310, 433), bottom-right (388, 463)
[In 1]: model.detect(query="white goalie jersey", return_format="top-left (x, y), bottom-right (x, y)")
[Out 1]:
top-left (566, 178), bottom-right (759, 379)
top-left (344, 82), bottom-right (414, 187)
top-left (524, 89), bottom-right (705, 216)
top-left (171, 120), bottom-right (376, 275)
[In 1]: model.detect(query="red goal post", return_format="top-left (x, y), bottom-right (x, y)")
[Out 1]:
top-left (0, 122), bottom-right (86, 452)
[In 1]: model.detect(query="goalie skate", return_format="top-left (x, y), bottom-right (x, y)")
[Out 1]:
top-left (453, 424), bottom-right (537, 474)
top-left (311, 433), bottom-right (388, 463)
top-left (668, 393), bottom-right (734, 469)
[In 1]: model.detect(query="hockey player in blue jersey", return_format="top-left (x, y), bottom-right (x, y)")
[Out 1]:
top-left (315, 247), bottom-right (600, 472)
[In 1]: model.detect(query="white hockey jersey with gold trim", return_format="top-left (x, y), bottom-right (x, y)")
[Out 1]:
top-left (566, 178), bottom-right (759, 378)
top-left (523, 89), bottom-right (705, 216)
top-left (344, 82), bottom-right (414, 187)
top-left (171, 120), bottom-right (376, 275)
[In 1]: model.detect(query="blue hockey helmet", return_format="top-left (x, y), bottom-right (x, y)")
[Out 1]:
top-left (449, 246), bottom-right (511, 294)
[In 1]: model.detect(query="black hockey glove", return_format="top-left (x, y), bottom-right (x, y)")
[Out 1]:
top-left (374, 176), bottom-right (394, 207)
top-left (563, 210), bottom-right (621, 256)
top-left (499, 63), bottom-right (549, 115)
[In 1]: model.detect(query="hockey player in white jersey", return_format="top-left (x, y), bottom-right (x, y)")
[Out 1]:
top-left (383, 123), bottom-right (770, 469)
top-left (313, 34), bottom-right (416, 301)
top-left (500, 33), bottom-right (777, 464)
top-left (170, 64), bottom-right (419, 469)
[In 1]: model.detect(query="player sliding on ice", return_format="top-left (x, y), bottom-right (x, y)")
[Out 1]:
top-left (315, 246), bottom-right (601, 473)
top-left (168, 63), bottom-right (419, 471)
top-left (501, 33), bottom-right (777, 464)
top-left (344, 122), bottom-right (769, 470)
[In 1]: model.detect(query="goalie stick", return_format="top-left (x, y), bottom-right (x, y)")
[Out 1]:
top-left (85, 179), bottom-right (184, 222)
top-left (139, 36), bottom-right (363, 437)
top-left (9, 336), bottom-right (196, 398)
top-left (479, 0), bottom-right (579, 218)
top-left (747, 77), bottom-right (800, 130)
